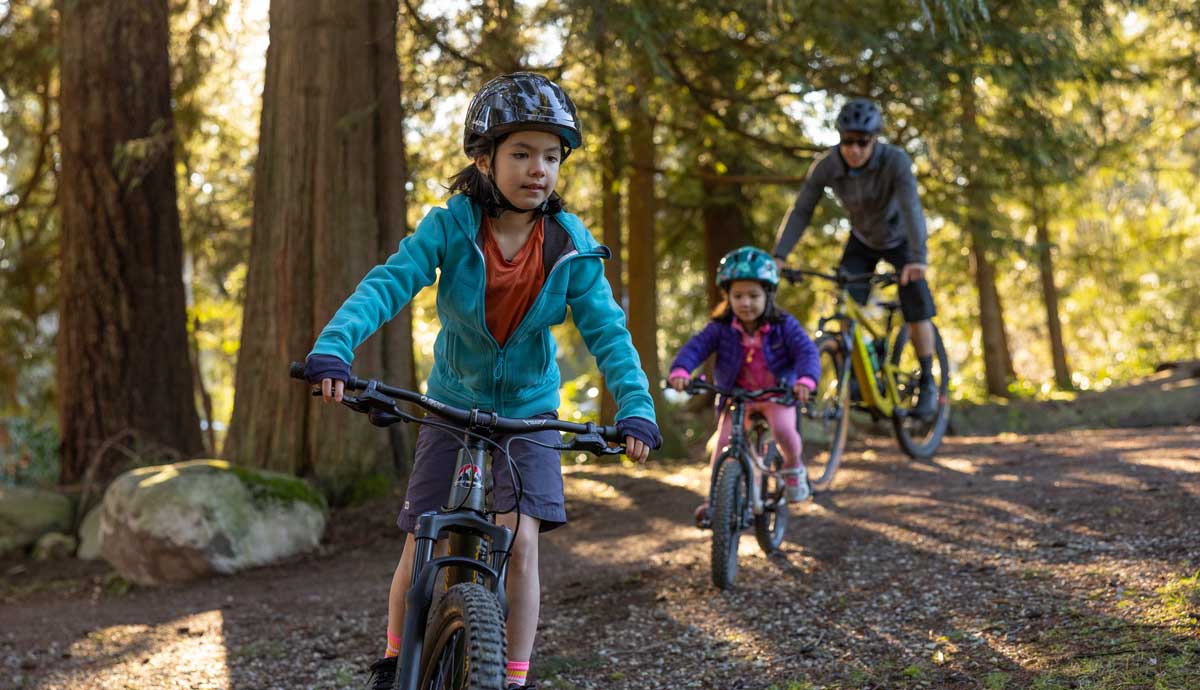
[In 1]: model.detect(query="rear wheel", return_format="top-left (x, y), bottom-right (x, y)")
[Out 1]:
top-left (710, 456), bottom-right (748, 590)
top-left (798, 335), bottom-right (851, 491)
top-left (753, 431), bottom-right (788, 554)
top-left (889, 324), bottom-right (951, 459)
top-left (418, 583), bottom-right (506, 690)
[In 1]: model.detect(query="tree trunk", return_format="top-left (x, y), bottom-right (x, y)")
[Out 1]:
top-left (624, 56), bottom-right (664, 411)
top-left (226, 0), bottom-right (411, 499)
top-left (960, 69), bottom-right (1015, 396)
top-left (701, 171), bottom-right (752, 309)
top-left (595, 36), bottom-right (624, 425)
top-left (57, 0), bottom-right (203, 484)
top-left (1032, 183), bottom-right (1073, 390)
top-left (599, 127), bottom-right (624, 424)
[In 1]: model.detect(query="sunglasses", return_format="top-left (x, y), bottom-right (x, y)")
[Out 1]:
top-left (840, 136), bottom-right (874, 148)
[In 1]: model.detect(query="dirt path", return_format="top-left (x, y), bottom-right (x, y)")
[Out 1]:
top-left (4, 427), bottom-right (1199, 690)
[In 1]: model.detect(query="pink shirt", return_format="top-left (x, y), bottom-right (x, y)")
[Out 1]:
top-left (733, 320), bottom-right (776, 391)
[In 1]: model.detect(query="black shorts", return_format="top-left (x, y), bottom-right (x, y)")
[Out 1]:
top-left (839, 234), bottom-right (937, 323)
top-left (396, 412), bottom-right (566, 533)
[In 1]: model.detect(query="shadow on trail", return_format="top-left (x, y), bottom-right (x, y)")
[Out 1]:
top-left (532, 428), bottom-right (1200, 689)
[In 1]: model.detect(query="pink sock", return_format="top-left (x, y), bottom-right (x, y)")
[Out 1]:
top-left (385, 630), bottom-right (401, 658)
top-left (505, 660), bottom-right (530, 687)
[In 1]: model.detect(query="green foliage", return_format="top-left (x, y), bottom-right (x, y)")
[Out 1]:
top-left (0, 417), bottom-right (59, 488)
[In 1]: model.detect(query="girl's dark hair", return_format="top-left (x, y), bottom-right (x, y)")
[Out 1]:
top-left (447, 133), bottom-right (566, 218)
top-left (711, 282), bottom-right (785, 329)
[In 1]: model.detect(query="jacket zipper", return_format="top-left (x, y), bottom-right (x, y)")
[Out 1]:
top-left (470, 232), bottom-right (606, 413)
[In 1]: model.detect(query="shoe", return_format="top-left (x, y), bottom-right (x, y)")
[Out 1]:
top-left (782, 464), bottom-right (811, 503)
top-left (367, 656), bottom-right (398, 690)
top-left (508, 685), bottom-right (536, 690)
top-left (694, 502), bottom-right (711, 529)
top-left (913, 376), bottom-right (938, 420)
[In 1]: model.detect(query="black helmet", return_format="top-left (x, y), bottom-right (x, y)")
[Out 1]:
top-left (463, 72), bottom-right (582, 158)
top-left (836, 98), bottom-right (883, 134)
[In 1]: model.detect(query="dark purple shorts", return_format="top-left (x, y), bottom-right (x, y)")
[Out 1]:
top-left (396, 413), bottom-right (567, 533)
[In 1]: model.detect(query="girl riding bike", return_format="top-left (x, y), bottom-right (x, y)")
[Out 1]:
top-left (302, 72), bottom-right (661, 690)
top-left (668, 246), bottom-right (820, 523)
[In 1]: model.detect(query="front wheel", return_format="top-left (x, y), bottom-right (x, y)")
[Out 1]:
top-left (798, 335), bottom-right (851, 491)
top-left (889, 323), bottom-right (951, 459)
top-left (418, 583), bottom-right (506, 690)
top-left (710, 456), bottom-right (748, 590)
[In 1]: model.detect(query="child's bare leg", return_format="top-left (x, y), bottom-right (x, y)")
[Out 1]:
top-left (386, 532), bottom-right (448, 656)
top-left (496, 512), bottom-right (541, 661)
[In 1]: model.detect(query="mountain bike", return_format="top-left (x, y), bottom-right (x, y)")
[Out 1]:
top-left (679, 379), bottom-right (796, 590)
top-left (779, 268), bottom-right (950, 490)
top-left (290, 362), bottom-right (625, 690)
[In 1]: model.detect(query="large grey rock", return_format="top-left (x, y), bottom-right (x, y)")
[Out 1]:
top-left (77, 505), bottom-right (103, 560)
top-left (99, 459), bottom-right (327, 585)
top-left (0, 485), bottom-right (73, 556)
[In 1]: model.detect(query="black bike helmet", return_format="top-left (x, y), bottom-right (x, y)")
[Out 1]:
top-left (836, 98), bottom-right (883, 134)
top-left (463, 72), bottom-right (583, 159)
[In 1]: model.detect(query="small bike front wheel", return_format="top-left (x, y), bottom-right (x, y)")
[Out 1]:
top-left (799, 335), bottom-right (851, 491)
top-left (711, 456), bottom-right (748, 590)
top-left (754, 438), bottom-right (788, 554)
top-left (418, 582), bottom-right (506, 690)
top-left (889, 323), bottom-right (951, 459)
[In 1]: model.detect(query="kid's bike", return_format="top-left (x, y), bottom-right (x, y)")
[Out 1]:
top-left (290, 362), bottom-right (625, 690)
top-left (779, 268), bottom-right (950, 490)
top-left (679, 379), bottom-right (796, 590)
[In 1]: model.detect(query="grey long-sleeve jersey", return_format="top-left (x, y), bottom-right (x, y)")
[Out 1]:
top-left (773, 142), bottom-right (929, 265)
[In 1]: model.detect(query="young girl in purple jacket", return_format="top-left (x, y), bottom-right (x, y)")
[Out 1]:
top-left (668, 246), bottom-right (821, 519)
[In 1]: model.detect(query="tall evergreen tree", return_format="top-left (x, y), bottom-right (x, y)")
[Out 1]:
top-left (226, 0), bottom-right (413, 496)
top-left (57, 0), bottom-right (203, 482)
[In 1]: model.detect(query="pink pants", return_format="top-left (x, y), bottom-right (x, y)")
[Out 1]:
top-left (709, 401), bottom-right (804, 470)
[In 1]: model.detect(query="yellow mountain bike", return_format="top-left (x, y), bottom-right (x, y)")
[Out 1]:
top-left (781, 268), bottom-right (950, 490)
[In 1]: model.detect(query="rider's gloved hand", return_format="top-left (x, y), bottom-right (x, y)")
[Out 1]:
top-left (616, 417), bottom-right (662, 464)
top-left (303, 354), bottom-right (350, 403)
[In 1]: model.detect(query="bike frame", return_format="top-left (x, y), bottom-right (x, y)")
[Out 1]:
top-left (395, 431), bottom-right (515, 690)
top-left (288, 365), bottom-right (624, 690)
top-left (707, 394), bottom-right (786, 520)
top-left (817, 284), bottom-right (907, 417)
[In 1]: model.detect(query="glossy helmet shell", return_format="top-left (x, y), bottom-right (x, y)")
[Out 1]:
top-left (463, 72), bottom-right (582, 157)
top-left (716, 246), bottom-right (780, 289)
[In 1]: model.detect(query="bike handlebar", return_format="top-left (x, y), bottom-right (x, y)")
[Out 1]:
top-left (679, 378), bottom-right (796, 406)
top-left (289, 362), bottom-right (624, 445)
top-left (780, 266), bottom-right (897, 288)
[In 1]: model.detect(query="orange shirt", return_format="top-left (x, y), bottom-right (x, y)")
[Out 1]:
top-left (482, 216), bottom-right (545, 347)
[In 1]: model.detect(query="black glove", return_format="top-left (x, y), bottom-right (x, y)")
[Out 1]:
top-left (302, 354), bottom-right (351, 385)
top-left (616, 417), bottom-right (663, 450)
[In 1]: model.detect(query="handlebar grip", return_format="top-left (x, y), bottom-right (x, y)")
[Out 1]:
top-left (599, 425), bottom-right (621, 443)
top-left (289, 361), bottom-right (305, 380)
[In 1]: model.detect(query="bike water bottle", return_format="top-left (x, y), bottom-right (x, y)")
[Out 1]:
top-left (864, 334), bottom-right (880, 372)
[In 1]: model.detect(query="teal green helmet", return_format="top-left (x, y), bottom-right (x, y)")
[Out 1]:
top-left (716, 246), bottom-right (779, 289)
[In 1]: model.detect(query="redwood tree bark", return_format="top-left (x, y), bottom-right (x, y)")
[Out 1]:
top-left (57, 0), bottom-right (203, 483)
top-left (226, 0), bottom-right (412, 495)
top-left (625, 57), bottom-right (664, 411)
top-left (702, 172), bottom-right (752, 310)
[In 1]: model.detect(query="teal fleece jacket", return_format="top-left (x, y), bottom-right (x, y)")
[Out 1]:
top-left (309, 194), bottom-right (656, 423)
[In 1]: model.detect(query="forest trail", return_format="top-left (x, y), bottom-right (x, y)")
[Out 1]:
top-left (5, 427), bottom-right (1198, 689)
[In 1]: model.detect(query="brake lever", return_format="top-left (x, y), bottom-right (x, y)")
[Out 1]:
top-left (565, 431), bottom-right (626, 456)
